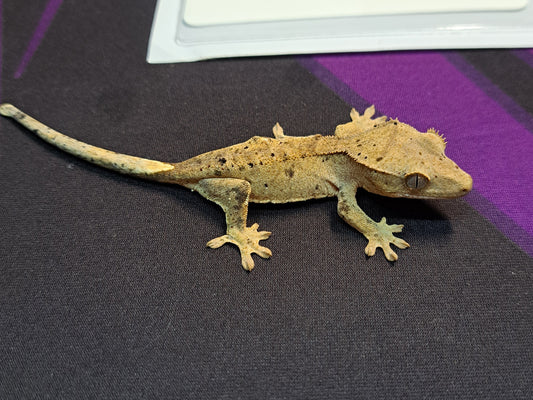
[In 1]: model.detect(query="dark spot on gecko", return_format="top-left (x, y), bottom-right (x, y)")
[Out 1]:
top-left (315, 185), bottom-right (319, 190)
top-left (214, 170), bottom-right (222, 176)
top-left (218, 158), bottom-right (227, 165)
top-left (248, 163), bottom-right (254, 168)
top-left (338, 203), bottom-right (350, 215)
top-left (285, 168), bottom-right (294, 178)
top-left (230, 187), bottom-right (248, 205)
top-left (393, 121), bottom-right (398, 125)
top-left (244, 146), bottom-right (248, 149)
top-left (376, 157), bottom-right (383, 162)
top-left (271, 153), bottom-right (275, 157)
top-left (264, 183), bottom-right (268, 187)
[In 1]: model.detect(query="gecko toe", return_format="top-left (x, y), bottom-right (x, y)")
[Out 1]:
top-left (365, 242), bottom-right (377, 257)
top-left (255, 246), bottom-right (272, 259)
top-left (257, 231), bottom-right (272, 240)
top-left (207, 235), bottom-right (231, 249)
top-left (241, 253), bottom-right (255, 271)
top-left (393, 238), bottom-right (410, 249)
top-left (383, 245), bottom-right (399, 262)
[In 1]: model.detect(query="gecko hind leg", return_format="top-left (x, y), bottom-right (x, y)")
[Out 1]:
top-left (194, 178), bottom-right (272, 271)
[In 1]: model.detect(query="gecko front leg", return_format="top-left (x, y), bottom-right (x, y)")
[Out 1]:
top-left (337, 185), bottom-right (409, 261)
top-left (194, 178), bottom-right (272, 271)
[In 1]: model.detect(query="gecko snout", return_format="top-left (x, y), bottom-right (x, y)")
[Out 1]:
top-left (462, 173), bottom-right (473, 194)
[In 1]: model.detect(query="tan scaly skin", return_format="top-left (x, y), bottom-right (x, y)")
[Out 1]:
top-left (0, 103), bottom-right (472, 271)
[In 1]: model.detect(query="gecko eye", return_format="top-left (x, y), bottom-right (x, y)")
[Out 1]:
top-left (405, 173), bottom-right (429, 190)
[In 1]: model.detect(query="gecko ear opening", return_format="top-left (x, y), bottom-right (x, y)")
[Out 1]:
top-left (405, 172), bottom-right (429, 190)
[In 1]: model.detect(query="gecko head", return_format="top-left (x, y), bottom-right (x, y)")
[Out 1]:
top-left (347, 121), bottom-right (472, 199)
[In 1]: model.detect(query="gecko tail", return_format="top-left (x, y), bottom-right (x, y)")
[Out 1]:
top-left (0, 103), bottom-right (174, 177)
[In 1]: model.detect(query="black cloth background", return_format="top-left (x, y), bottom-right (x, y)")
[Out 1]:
top-left (1, 1), bottom-right (532, 399)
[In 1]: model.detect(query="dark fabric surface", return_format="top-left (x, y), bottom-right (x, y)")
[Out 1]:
top-left (1, 1), bottom-right (532, 399)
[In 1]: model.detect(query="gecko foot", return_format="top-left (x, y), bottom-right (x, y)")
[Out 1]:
top-left (207, 223), bottom-right (272, 271)
top-left (364, 217), bottom-right (409, 262)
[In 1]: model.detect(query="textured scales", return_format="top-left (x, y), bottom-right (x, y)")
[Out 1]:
top-left (0, 103), bottom-right (472, 270)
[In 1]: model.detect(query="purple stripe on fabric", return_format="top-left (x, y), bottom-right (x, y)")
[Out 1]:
top-left (512, 49), bottom-right (533, 68)
top-left (467, 190), bottom-right (533, 257)
top-left (298, 56), bottom-right (372, 114)
top-left (312, 52), bottom-right (533, 244)
top-left (14, 0), bottom-right (63, 79)
top-left (443, 52), bottom-right (533, 135)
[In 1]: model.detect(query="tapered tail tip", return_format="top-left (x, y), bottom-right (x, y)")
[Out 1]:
top-left (0, 103), bottom-right (17, 117)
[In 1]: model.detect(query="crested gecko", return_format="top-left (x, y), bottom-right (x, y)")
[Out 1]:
top-left (0, 103), bottom-right (472, 270)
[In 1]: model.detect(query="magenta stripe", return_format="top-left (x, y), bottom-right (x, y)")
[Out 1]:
top-left (313, 52), bottom-right (533, 241)
top-left (14, 0), bottom-right (63, 79)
